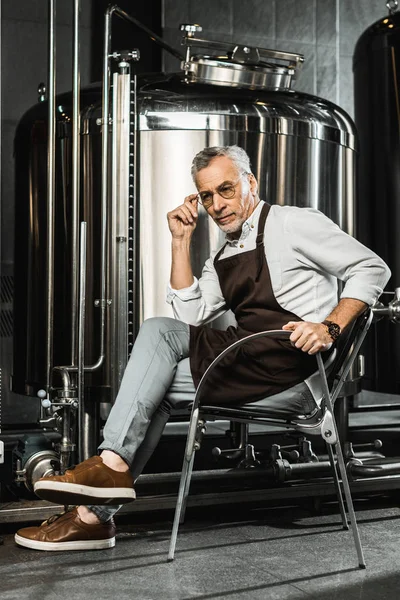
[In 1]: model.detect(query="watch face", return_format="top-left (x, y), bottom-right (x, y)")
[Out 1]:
top-left (323, 320), bottom-right (341, 341)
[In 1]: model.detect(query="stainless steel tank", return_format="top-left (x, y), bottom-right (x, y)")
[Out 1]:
top-left (354, 8), bottom-right (400, 394)
top-left (12, 85), bottom-right (106, 400)
top-left (12, 35), bottom-right (357, 407)
top-left (137, 77), bottom-right (357, 318)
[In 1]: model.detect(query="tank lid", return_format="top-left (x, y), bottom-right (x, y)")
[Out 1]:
top-left (179, 24), bottom-right (304, 91)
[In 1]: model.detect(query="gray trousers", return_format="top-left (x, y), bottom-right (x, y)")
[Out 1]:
top-left (89, 317), bottom-right (194, 522)
top-left (89, 316), bottom-right (317, 522)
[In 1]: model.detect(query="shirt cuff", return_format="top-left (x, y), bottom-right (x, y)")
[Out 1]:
top-left (340, 283), bottom-right (383, 307)
top-left (166, 277), bottom-right (201, 304)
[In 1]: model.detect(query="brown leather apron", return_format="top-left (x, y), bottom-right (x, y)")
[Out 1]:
top-left (189, 203), bottom-right (316, 405)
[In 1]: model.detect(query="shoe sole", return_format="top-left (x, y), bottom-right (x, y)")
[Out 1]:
top-left (34, 481), bottom-right (136, 505)
top-left (15, 533), bottom-right (116, 551)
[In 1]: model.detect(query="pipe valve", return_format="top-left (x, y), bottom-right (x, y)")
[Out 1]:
top-left (372, 287), bottom-right (400, 323)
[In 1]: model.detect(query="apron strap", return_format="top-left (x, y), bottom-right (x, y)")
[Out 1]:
top-left (255, 203), bottom-right (270, 280)
top-left (214, 243), bottom-right (227, 265)
top-left (256, 203), bottom-right (270, 245)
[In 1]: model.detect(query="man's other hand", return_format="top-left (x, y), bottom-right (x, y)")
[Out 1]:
top-left (167, 194), bottom-right (199, 240)
top-left (282, 321), bottom-right (332, 355)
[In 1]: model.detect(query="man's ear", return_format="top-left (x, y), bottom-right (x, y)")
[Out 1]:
top-left (249, 173), bottom-right (258, 195)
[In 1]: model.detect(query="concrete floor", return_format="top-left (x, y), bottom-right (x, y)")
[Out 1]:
top-left (1, 497), bottom-right (400, 600)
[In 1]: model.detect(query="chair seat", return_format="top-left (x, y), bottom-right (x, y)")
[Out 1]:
top-left (200, 377), bottom-right (319, 419)
top-left (200, 402), bottom-right (322, 424)
top-left (199, 351), bottom-right (337, 421)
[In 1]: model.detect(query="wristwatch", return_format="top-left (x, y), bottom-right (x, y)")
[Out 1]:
top-left (322, 320), bottom-right (341, 342)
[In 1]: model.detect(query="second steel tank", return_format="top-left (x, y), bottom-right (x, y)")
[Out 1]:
top-left (354, 9), bottom-right (400, 394)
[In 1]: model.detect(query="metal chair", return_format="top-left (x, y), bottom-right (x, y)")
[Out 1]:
top-left (168, 309), bottom-right (374, 567)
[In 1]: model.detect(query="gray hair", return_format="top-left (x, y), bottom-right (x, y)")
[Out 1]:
top-left (191, 145), bottom-right (252, 181)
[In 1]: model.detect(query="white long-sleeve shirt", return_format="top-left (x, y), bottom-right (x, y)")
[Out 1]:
top-left (166, 202), bottom-right (391, 326)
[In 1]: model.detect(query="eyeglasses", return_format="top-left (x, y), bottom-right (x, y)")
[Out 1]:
top-left (197, 173), bottom-right (248, 210)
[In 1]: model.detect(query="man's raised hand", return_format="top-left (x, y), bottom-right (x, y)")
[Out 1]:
top-left (167, 194), bottom-right (199, 240)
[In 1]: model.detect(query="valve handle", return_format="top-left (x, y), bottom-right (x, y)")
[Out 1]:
top-left (387, 0), bottom-right (398, 15)
top-left (180, 23), bottom-right (203, 34)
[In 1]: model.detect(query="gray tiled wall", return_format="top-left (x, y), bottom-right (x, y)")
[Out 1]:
top-left (162, 0), bottom-right (388, 118)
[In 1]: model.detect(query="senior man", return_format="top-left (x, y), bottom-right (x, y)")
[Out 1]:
top-left (15, 145), bottom-right (390, 551)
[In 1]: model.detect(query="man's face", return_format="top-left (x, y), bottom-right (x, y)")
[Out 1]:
top-left (195, 156), bottom-right (258, 236)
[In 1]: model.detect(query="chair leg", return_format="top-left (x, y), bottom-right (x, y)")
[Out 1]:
top-left (168, 451), bottom-right (195, 561)
top-left (316, 353), bottom-right (365, 568)
top-left (179, 452), bottom-right (195, 525)
top-left (326, 442), bottom-right (348, 530)
top-left (334, 439), bottom-right (366, 569)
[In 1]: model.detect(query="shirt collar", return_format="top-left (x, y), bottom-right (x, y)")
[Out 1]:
top-left (225, 200), bottom-right (265, 246)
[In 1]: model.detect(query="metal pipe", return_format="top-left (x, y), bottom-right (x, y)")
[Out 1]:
top-left (55, 4), bottom-right (114, 376)
top-left (84, 4), bottom-right (115, 373)
top-left (46, 0), bottom-right (56, 395)
top-left (132, 71), bottom-right (139, 336)
top-left (77, 3), bottom-right (115, 374)
top-left (52, 4), bottom-right (167, 380)
top-left (78, 222), bottom-right (87, 462)
top-left (286, 461), bottom-right (332, 477)
top-left (85, 6), bottom-right (150, 373)
top-left (111, 5), bottom-right (184, 61)
top-left (110, 64), bottom-right (131, 394)
top-left (60, 404), bottom-right (72, 473)
top-left (52, 367), bottom-right (72, 391)
top-left (70, 0), bottom-right (81, 366)
top-left (349, 461), bottom-right (400, 479)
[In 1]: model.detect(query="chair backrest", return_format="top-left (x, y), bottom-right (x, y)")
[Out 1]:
top-left (296, 310), bottom-right (373, 409)
top-left (326, 309), bottom-right (373, 390)
top-left (193, 310), bottom-right (373, 413)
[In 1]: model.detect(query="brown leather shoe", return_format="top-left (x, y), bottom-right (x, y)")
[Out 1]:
top-left (15, 507), bottom-right (116, 551)
top-left (34, 456), bottom-right (136, 505)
